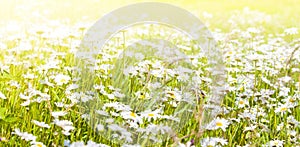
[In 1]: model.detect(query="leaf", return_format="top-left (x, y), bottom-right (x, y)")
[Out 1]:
top-left (0, 107), bottom-right (6, 120)
top-left (4, 116), bottom-right (19, 123)
top-left (0, 71), bottom-right (13, 80)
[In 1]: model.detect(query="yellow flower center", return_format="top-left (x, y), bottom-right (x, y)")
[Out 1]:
top-left (280, 107), bottom-right (287, 112)
top-left (216, 122), bottom-right (223, 127)
top-left (139, 93), bottom-right (145, 99)
top-left (148, 113), bottom-right (154, 117)
top-left (240, 87), bottom-right (244, 91)
top-left (289, 98), bottom-right (295, 103)
top-left (280, 57), bottom-right (285, 61)
top-left (130, 112), bottom-right (136, 118)
top-left (239, 100), bottom-right (244, 105)
top-left (61, 79), bottom-right (67, 83)
top-left (167, 91), bottom-right (176, 99)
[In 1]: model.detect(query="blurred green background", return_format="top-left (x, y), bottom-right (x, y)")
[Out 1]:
top-left (0, 0), bottom-right (299, 33)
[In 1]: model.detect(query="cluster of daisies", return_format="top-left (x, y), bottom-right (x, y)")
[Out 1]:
top-left (0, 7), bottom-right (299, 147)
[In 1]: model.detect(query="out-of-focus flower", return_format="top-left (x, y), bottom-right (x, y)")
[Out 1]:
top-left (0, 92), bottom-right (6, 99)
top-left (284, 27), bottom-right (298, 35)
top-left (0, 137), bottom-right (8, 142)
top-left (54, 74), bottom-right (71, 86)
top-left (268, 139), bottom-right (284, 147)
top-left (201, 137), bottom-right (228, 147)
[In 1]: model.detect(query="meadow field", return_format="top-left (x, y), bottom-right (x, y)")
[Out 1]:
top-left (0, 0), bottom-right (300, 146)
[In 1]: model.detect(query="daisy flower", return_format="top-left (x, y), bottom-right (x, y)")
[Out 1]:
top-left (284, 27), bottom-right (298, 35)
top-left (268, 139), bottom-right (284, 147)
top-left (201, 137), bottom-right (228, 147)
top-left (96, 124), bottom-right (105, 131)
top-left (32, 120), bottom-right (50, 129)
top-left (275, 103), bottom-right (291, 114)
top-left (235, 97), bottom-right (249, 108)
top-left (12, 128), bottom-right (36, 142)
top-left (121, 111), bottom-right (142, 122)
top-left (51, 111), bottom-right (68, 118)
top-left (53, 119), bottom-right (75, 136)
top-left (54, 74), bottom-right (71, 86)
top-left (206, 118), bottom-right (230, 131)
top-left (140, 109), bottom-right (162, 121)
top-left (30, 141), bottom-right (46, 147)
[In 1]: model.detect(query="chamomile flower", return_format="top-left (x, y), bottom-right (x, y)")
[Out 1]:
top-left (53, 119), bottom-right (75, 135)
top-left (166, 90), bottom-right (182, 101)
top-left (32, 120), bottom-right (50, 129)
top-left (275, 103), bottom-right (291, 114)
top-left (238, 109), bottom-right (257, 121)
top-left (244, 125), bottom-right (257, 132)
top-left (284, 27), bottom-right (298, 35)
top-left (107, 124), bottom-right (133, 143)
top-left (135, 91), bottom-right (149, 99)
top-left (21, 100), bottom-right (31, 106)
top-left (268, 139), bottom-right (284, 147)
top-left (66, 84), bottom-right (79, 91)
top-left (51, 111), bottom-right (68, 118)
top-left (95, 110), bottom-right (109, 116)
top-left (235, 97), bottom-right (249, 108)
top-left (96, 124), bottom-right (105, 131)
top-left (201, 137), bottom-right (228, 147)
top-left (206, 118), bottom-right (230, 131)
top-left (30, 141), bottom-right (46, 147)
top-left (122, 144), bottom-right (141, 147)
top-left (23, 73), bottom-right (35, 80)
top-left (8, 80), bottom-right (20, 89)
top-left (121, 111), bottom-right (142, 122)
top-left (140, 109), bottom-right (162, 121)
top-left (54, 74), bottom-right (71, 86)
top-left (69, 141), bottom-right (85, 147)
top-left (12, 128), bottom-right (37, 142)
